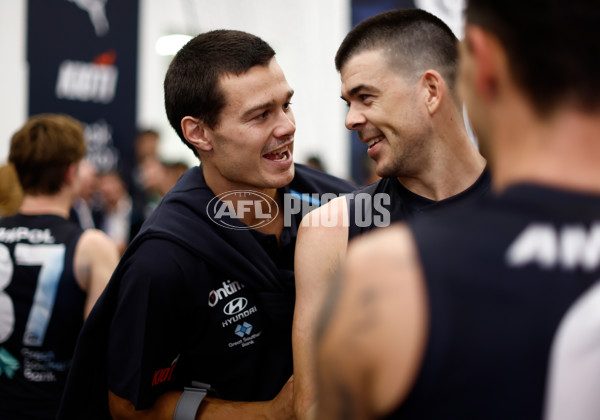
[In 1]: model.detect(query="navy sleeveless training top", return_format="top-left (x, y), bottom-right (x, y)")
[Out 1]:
top-left (388, 184), bottom-right (600, 420)
top-left (347, 170), bottom-right (491, 240)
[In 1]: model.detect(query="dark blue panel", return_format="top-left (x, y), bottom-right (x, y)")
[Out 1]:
top-left (27, 0), bottom-right (139, 187)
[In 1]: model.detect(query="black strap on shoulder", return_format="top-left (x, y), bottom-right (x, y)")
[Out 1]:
top-left (173, 381), bottom-right (214, 420)
top-left (347, 182), bottom-right (380, 241)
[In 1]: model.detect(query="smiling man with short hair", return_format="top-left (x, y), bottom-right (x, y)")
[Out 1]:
top-left (292, 10), bottom-right (489, 418)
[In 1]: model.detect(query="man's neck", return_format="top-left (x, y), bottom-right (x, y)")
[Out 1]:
top-left (397, 123), bottom-right (487, 202)
top-left (493, 105), bottom-right (600, 194)
top-left (19, 194), bottom-right (71, 219)
top-left (397, 100), bottom-right (487, 201)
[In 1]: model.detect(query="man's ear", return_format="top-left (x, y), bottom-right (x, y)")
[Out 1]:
top-left (64, 162), bottom-right (78, 186)
top-left (181, 116), bottom-right (213, 152)
top-left (464, 25), bottom-right (501, 102)
top-left (421, 70), bottom-right (444, 115)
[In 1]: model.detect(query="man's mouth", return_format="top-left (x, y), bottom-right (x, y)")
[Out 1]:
top-left (366, 136), bottom-right (384, 149)
top-left (263, 145), bottom-right (291, 161)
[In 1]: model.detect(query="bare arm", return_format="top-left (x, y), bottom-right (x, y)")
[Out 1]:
top-left (73, 228), bottom-right (120, 318)
top-left (292, 197), bottom-right (350, 419)
top-left (108, 375), bottom-right (294, 420)
top-left (315, 224), bottom-right (428, 419)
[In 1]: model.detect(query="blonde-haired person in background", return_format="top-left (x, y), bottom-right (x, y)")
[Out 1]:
top-left (0, 163), bottom-right (23, 217)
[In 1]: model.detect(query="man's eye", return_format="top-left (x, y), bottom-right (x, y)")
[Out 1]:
top-left (256, 111), bottom-right (268, 119)
top-left (283, 102), bottom-right (292, 110)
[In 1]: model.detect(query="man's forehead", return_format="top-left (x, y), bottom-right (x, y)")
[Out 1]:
top-left (219, 60), bottom-right (286, 91)
top-left (341, 48), bottom-right (386, 71)
top-left (218, 64), bottom-right (293, 114)
top-left (340, 51), bottom-right (391, 92)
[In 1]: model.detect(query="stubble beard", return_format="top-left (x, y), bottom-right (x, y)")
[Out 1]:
top-left (377, 138), bottom-right (427, 179)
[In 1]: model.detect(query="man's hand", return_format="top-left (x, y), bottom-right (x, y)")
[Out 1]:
top-left (109, 377), bottom-right (295, 419)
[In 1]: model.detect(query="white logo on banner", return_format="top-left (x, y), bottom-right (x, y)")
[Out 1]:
top-left (68, 0), bottom-right (110, 37)
top-left (55, 59), bottom-right (119, 104)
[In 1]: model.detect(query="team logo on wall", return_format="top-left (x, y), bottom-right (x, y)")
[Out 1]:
top-left (55, 51), bottom-right (119, 104)
top-left (68, 0), bottom-right (110, 37)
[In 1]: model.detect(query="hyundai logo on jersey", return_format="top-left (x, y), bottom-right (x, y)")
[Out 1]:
top-left (223, 297), bottom-right (248, 315)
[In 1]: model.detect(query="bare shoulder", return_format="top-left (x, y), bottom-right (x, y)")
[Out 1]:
top-left (78, 228), bottom-right (120, 251)
top-left (316, 224), bottom-right (428, 417)
top-left (296, 196), bottom-right (350, 290)
top-left (298, 195), bottom-right (350, 240)
top-left (73, 229), bottom-right (119, 291)
top-left (296, 196), bottom-right (350, 280)
top-left (347, 223), bottom-right (417, 263)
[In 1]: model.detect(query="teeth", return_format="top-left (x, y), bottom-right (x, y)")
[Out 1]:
top-left (268, 145), bottom-right (289, 155)
top-left (264, 145), bottom-right (289, 162)
top-left (368, 137), bottom-right (382, 148)
top-left (274, 151), bottom-right (288, 162)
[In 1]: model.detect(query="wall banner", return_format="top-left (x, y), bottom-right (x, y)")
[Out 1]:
top-left (27, 0), bottom-right (139, 183)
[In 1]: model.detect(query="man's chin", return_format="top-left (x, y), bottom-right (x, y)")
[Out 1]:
top-left (374, 162), bottom-right (393, 179)
top-left (265, 164), bottom-right (295, 189)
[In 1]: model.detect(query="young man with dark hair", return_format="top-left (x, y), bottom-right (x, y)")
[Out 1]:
top-left (58, 30), bottom-right (354, 420)
top-left (0, 114), bottom-right (119, 419)
top-left (292, 9), bottom-right (488, 418)
top-left (315, 1), bottom-right (600, 418)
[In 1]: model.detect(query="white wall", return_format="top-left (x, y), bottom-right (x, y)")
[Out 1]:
top-left (0, 0), bottom-right (352, 179)
top-left (0, 0), bottom-right (28, 165)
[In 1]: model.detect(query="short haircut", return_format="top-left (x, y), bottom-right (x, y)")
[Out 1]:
top-left (9, 114), bottom-right (86, 195)
top-left (164, 29), bottom-right (276, 157)
top-left (335, 8), bottom-right (459, 94)
top-left (466, 0), bottom-right (600, 115)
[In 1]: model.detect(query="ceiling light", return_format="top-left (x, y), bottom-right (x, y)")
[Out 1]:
top-left (155, 34), bottom-right (192, 56)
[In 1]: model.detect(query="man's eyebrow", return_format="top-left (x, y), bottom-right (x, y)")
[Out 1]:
top-left (341, 84), bottom-right (377, 102)
top-left (242, 89), bottom-right (295, 119)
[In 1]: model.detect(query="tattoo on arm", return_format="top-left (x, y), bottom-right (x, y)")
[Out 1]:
top-left (331, 377), bottom-right (361, 420)
top-left (316, 267), bottom-right (380, 344)
top-left (315, 268), bottom-right (345, 343)
top-left (315, 266), bottom-right (383, 418)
